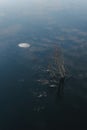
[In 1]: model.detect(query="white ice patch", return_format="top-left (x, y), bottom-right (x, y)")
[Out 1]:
top-left (18, 43), bottom-right (31, 48)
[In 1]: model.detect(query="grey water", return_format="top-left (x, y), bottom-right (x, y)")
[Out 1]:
top-left (0, 0), bottom-right (87, 129)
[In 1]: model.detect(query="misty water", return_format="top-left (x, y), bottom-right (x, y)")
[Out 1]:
top-left (0, 0), bottom-right (87, 129)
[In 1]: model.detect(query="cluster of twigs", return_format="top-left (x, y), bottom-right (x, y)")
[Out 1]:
top-left (47, 46), bottom-right (66, 85)
top-left (37, 46), bottom-right (71, 96)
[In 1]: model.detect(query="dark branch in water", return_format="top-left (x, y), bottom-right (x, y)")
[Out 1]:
top-left (47, 46), bottom-right (66, 96)
top-left (37, 46), bottom-right (70, 97)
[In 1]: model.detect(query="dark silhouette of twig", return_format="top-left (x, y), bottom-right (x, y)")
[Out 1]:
top-left (47, 46), bottom-right (67, 96)
top-left (57, 77), bottom-right (65, 97)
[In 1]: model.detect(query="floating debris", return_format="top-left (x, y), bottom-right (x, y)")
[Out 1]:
top-left (18, 43), bottom-right (31, 48)
top-left (50, 84), bottom-right (57, 88)
top-left (37, 91), bottom-right (47, 98)
top-left (46, 69), bottom-right (50, 72)
top-left (37, 79), bottom-right (49, 85)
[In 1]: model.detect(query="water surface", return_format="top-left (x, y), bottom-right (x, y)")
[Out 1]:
top-left (0, 0), bottom-right (87, 129)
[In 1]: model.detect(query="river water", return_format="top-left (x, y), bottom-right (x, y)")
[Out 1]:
top-left (0, 0), bottom-right (87, 129)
